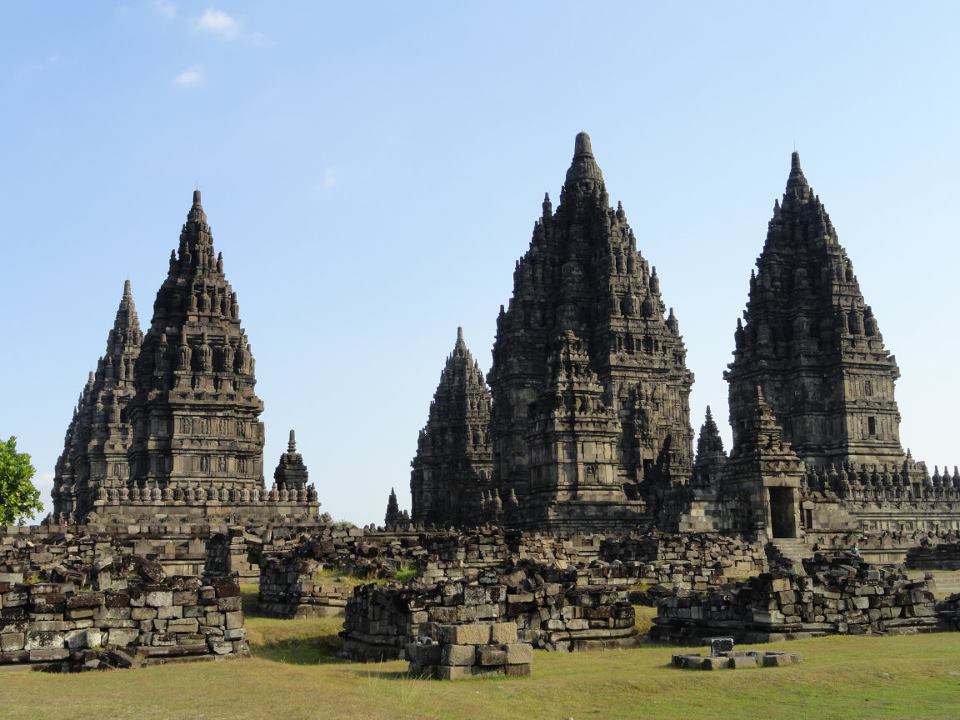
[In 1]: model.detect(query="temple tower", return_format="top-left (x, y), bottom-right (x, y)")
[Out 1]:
top-left (125, 190), bottom-right (265, 498)
top-left (723, 386), bottom-right (805, 540)
top-left (725, 152), bottom-right (904, 469)
top-left (273, 430), bottom-right (309, 493)
top-left (410, 327), bottom-right (493, 526)
top-left (52, 281), bottom-right (143, 521)
top-left (488, 133), bottom-right (694, 529)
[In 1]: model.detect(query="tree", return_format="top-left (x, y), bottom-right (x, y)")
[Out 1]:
top-left (0, 437), bottom-right (43, 526)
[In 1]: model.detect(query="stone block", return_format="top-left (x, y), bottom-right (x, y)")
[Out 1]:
top-left (107, 628), bottom-right (139, 647)
top-left (29, 647), bottom-right (69, 662)
top-left (145, 591), bottom-right (173, 608)
top-left (477, 646), bottom-right (507, 666)
top-left (224, 611), bottom-right (243, 630)
top-left (168, 618), bottom-right (200, 633)
top-left (0, 632), bottom-right (25, 652)
top-left (435, 665), bottom-right (476, 680)
top-left (158, 605), bottom-right (183, 619)
top-left (762, 653), bottom-right (793, 667)
top-left (440, 644), bottom-right (476, 666)
top-left (25, 631), bottom-right (65, 650)
top-left (442, 623), bottom-right (491, 645)
top-left (131, 607), bottom-right (158, 621)
top-left (701, 656), bottom-right (731, 670)
top-left (491, 622), bottom-right (518, 643)
top-left (218, 596), bottom-right (242, 612)
top-left (66, 628), bottom-right (102, 650)
top-left (505, 663), bottom-right (531, 677)
top-left (728, 655), bottom-right (758, 669)
top-left (505, 643), bottom-right (533, 665)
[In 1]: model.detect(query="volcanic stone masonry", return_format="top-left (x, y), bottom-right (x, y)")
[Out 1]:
top-left (671, 152), bottom-right (960, 544)
top-left (412, 135), bottom-right (958, 542)
top-left (0, 536), bottom-right (246, 670)
top-left (53, 280), bottom-right (143, 521)
top-left (410, 327), bottom-right (494, 526)
top-left (652, 551), bottom-right (941, 644)
top-left (484, 132), bottom-right (695, 532)
top-left (52, 191), bottom-right (318, 524)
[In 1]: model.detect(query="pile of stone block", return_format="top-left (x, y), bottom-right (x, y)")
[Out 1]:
top-left (407, 621), bottom-right (532, 679)
top-left (339, 561), bottom-right (637, 661)
top-left (0, 548), bottom-right (247, 670)
top-left (671, 649), bottom-right (802, 670)
top-left (652, 552), bottom-right (939, 643)
top-left (935, 593), bottom-right (960, 630)
top-left (258, 554), bottom-right (353, 618)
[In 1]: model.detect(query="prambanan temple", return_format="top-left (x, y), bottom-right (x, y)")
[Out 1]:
top-left (410, 133), bottom-right (959, 541)
top-left (52, 191), bottom-right (318, 523)
top-left (50, 134), bottom-right (957, 545)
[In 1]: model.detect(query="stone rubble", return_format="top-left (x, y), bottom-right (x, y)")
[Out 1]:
top-left (407, 621), bottom-right (532, 679)
top-left (653, 552), bottom-right (939, 643)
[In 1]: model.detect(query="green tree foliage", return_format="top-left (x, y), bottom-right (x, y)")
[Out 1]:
top-left (0, 436), bottom-right (43, 526)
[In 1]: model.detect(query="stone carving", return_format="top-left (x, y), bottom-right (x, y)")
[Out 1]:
top-left (52, 280), bottom-right (143, 522)
top-left (486, 132), bottom-right (694, 530)
top-left (725, 152), bottom-right (904, 469)
top-left (125, 191), bottom-right (265, 502)
top-left (410, 328), bottom-right (493, 526)
top-left (273, 429), bottom-right (309, 493)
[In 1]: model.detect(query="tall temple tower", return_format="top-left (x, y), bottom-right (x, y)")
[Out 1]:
top-left (125, 190), bottom-right (266, 498)
top-left (725, 152), bottom-right (905, 469)
top-left (52, 281), bottom-right (143, 521)
top-left (488, 133), bottom-right (694, 530)
top-left (410, 328), bottom-right (493, 526)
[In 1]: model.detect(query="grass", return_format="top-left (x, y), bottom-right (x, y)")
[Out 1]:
top-left (2, 593), bottom-right (958, 720)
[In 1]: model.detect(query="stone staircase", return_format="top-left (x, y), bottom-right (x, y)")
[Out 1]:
top-left (769, 538), bottom-right (812, 567)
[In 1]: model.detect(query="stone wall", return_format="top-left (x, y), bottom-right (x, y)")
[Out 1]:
top-left (906, 542), bottom-right (960, 571)
top-left (652, 553), bottom-right (939, 644)
top-left (258, 527), bottom-right (767, 595)
top-left (258, 554), bottom-right (353, 618)
top-left (338, 562), bottom-right (637, 662)
top-left (0, 544), bottom-right (246, 670)
top-left (936, 593), bottom-right (960, 630)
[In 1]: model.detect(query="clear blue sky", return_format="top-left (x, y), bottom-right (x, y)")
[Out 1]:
top-left (2, 2), bottom-right (958, 525)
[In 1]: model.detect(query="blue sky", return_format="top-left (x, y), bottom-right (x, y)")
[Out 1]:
top-left (1, 2), bottom-right (958, 525)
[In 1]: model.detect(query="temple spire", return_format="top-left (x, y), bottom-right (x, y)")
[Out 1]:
top-left (564, 131), bottom-right (604, 187)
top-left (288, 429), bottom-right (296, 453)
top-left (784, 150), bottom-right (810, 203)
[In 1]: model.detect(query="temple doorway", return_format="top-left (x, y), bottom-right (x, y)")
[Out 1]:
top-left (768, 487), bottom-right (797, 538)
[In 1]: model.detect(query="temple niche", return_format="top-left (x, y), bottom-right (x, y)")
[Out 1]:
top-left (410, 328), bottom-right (494, 527)
top-left (487, 132), bottom-right (694, 531)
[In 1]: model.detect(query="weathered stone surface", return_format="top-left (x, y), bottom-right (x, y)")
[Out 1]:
top-left (486, 132), bottom-right (694, 532)
top-left (411, 328), bottom-right (493, 527)
top-left (51, 191), bottom-right (319, 524)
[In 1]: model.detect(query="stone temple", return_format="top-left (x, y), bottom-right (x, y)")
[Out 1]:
top-left (485, 132), bottom-right (694, 531)
top-left (410, 328), bottom-right (493, 527)
top-left (52, 191), bottom-right (318, 523)
top-left (411, 134), bottom-right (958, 543)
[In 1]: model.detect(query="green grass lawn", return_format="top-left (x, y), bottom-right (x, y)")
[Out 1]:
top-left (2, 588), bottom-right (958, 720)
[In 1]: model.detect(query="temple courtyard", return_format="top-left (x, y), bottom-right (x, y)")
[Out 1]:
top-left (3, 590), bottom-right (958, 720)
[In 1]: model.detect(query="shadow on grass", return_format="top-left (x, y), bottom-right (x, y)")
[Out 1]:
top-left (251, 636), bottom-right (347, 665)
